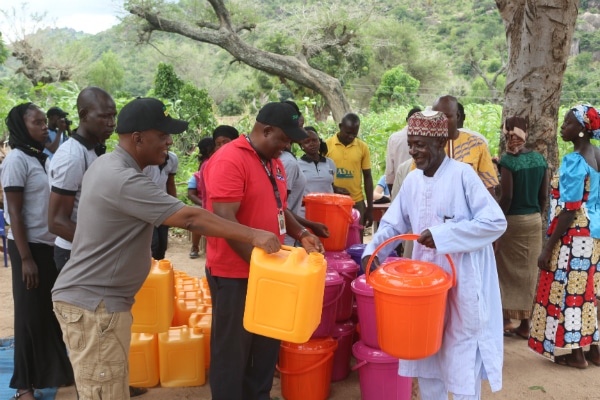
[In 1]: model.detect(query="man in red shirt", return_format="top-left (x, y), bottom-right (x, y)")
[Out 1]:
top-left (204, 102), bottom-right (323, 399)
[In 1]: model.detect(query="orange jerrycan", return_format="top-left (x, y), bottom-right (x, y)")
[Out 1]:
top-left (244, 245), bottom-right (327, 343)
top-left (158, 326), bottom-right (205, 387)
top-left (189, 313), bottom-right (212, 369)
top-left (365, 234), bottom-right (456, 360)
top-left (129, 333), bottom-right (159, 388)
top-left (132, 259), bottom-right (175, 333)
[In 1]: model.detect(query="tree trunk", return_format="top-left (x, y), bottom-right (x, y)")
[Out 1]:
top-left (128, 1), bottom-right (351, 122)
top-left (496, 0), bottom-right (578, 171)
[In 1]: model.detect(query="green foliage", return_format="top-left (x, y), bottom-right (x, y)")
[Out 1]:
top-left (370, 66), bottom-right (420, 112)
top-left (0, 32), bottom-right (8, 65)
top-left (154, 63), bottom-right (184, 100)
top-left (88, 50), bottom-right (125, 94)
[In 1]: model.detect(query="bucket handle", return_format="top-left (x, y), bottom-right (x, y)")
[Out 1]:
top-left (365, 234), bottom-right (456, 287)
top-left (276, 350), bottom-right (334, 375)
top-left (322, 281), bottom-right (345, 308)
top-left (350, 359), bottom-right (368, 371)
top-left (338, 204), bottom-right (355, 224)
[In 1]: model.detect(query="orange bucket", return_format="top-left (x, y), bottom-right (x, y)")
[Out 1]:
top-left (278, 337), bottom-right (338, 400)
top-left (304, 193), bottom-right (355, 251)
top-left (366, 234), bottom-right (455, 360)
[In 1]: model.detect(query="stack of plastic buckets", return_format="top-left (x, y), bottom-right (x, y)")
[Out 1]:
top-left (351, 274), bottom-right (412, 400)
top-left (326, 253), bottom-right (359, 381)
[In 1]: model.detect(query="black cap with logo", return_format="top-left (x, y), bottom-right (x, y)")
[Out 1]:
top-left (256, 102), bottom-right (307, 141)
top-left (116, 98), bottom-right (188, 135)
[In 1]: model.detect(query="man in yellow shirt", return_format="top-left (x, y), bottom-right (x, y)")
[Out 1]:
top-left (433, 95), bottom-right (499, 196)
top-left (326, 113), bottom-right (374, 232)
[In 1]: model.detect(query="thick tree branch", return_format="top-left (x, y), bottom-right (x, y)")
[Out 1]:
top-left (128, 2), bottom-right (351, 121)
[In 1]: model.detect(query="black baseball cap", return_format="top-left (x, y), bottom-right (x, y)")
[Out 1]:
top-left (116, 98), bottom-right (188, 135)
top-left (256, 102), bottom-right (307, 141)
top-left (47, 106), bottom-right (68, 118)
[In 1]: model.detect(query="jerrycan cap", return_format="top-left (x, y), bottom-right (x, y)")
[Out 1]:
top-left (325, 270), bottom-right (343, 286)
top-left (281, 336), bottom-right (338, 353)
top-left (369, 259), bottom-right (453, 296)
top-left (303, 193), bottom-right (355, 206)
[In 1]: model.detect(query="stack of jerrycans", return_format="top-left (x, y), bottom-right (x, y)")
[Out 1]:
top-left (129, 259), bottom-right (210, 388)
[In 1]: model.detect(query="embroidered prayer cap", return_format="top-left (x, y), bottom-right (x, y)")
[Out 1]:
top-left (256, 102), bottom-right (308, 141)
top-left (407, 108), bottom-right (448, 138)
top-left (571, 104), bottom-right (600, 140)
top-left (116, 98), bottom-right (188, 135)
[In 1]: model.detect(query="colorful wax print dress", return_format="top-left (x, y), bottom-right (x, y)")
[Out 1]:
top-left (529, 152), bottom-right (600, 360)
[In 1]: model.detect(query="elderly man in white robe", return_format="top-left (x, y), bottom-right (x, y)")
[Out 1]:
top-left (362, 110), bottom-right (507, 400)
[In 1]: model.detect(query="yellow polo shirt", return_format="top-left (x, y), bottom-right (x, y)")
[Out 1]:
top-left (326, 134), bottom-right (371, 202)
top-left (409, 130), bottom-right (499, 189)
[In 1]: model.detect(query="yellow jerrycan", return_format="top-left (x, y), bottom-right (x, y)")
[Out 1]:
top-left (132, 259), bottom-right (174, 333)
top-left (158, 326), bottom-right (205, 387)
top-left (129, 333), bottom-right (159, 388)
top-left (244, 245), bottom-right (327, 343)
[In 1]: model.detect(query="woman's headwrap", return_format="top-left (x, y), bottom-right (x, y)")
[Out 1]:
top-left (571, 104), bottom-right (600, 140)
top-left (5, 103), bottom-right (48, 168)
top-left (503, 116), bottom-right (528, 155)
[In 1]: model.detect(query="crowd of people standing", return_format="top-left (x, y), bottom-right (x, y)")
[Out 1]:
top-left (1, 86), bottom-right (599, 400)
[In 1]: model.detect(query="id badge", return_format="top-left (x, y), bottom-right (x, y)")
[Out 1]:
top-left (278, 209), bottom-right (286, 235)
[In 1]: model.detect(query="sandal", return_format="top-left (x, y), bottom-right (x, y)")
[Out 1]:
top-left (9, 389), bottom-right (36, 399)
top-left (189, 246), bottom-right (200, 259)
top-left (129, 386), bottom-right (148, 397)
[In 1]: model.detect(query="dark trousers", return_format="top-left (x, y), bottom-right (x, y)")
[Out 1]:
top-left (205, 267), bottom-right (280, 400)
top-left (151, 225), bottom-right (169, 260)
top-left (54, 245), bottom-right (71, 273)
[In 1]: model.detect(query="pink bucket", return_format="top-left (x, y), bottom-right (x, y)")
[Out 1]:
top-left (345, 208), bottom-right (363, 248)
top-left (326, 258), bottom-right (359, 322)
top-left (330, 321), bottom-right (355, 382)
top-left (351, 274), bottom-right (378, 348)
top-left (352, 340), bottom-right (412, 400)
top-left (311, 271), bottom-right (344, 338)
top-left (324, 250), bottom-right (351, 260)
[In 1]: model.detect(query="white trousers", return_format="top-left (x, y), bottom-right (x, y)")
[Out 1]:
top-left (418, 350), bottom-right (484, 400)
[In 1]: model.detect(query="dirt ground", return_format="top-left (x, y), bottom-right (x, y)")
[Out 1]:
top-left (1, 234), bottom-right (600, 399)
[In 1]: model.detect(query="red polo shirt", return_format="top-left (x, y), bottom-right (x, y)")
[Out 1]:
top-left (203, 135), bottom-right (288, 278)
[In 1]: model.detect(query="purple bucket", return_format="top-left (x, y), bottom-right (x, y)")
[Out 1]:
top-left (350, 274), bottom-right (378, 348)
top-left (330, 320), bottom-right (355, 382)
top-left (311, 271), bottom-right (344, 338)
top-left (327, 258), bottom-right (359, 322)
top-left (351, 341), bottom-right (412, 400)
top-left (346, 244), bottom-right (366, 273)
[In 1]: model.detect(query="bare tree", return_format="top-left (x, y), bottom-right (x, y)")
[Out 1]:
top-left (496, 0), bottom-right (578, 171)
top-left (128, 0), bottom-right (354, 121)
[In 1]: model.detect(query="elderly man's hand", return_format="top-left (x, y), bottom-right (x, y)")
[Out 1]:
top-left (417, 229), bottom-right (436, 249)
top-left (250, 229), bottom-right (281, 253)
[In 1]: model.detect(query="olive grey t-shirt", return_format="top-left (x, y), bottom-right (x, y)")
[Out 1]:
top-left (52, 146), bottom-right (184, 313)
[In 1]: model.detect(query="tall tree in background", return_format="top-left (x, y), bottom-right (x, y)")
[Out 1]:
top-left (88, 51), bottom-right (124, 94)
top-left (128, 0), bottom-right (356, 121)
top-left (496, 0), bottom-right (578, 170)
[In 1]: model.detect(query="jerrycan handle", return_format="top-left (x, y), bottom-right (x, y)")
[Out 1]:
top-left (365, 234), bottom-right (456, 287)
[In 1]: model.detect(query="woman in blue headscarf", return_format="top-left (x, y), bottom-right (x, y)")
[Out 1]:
top-left (530, 104), bottom-right (600, 369)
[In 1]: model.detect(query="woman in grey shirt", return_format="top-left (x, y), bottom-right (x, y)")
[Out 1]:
top-left (1, 103), bottom-right (73, 399)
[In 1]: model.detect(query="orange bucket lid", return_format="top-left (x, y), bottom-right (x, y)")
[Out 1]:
top-left (369, 259), bottom-right (453, 296)
top-left (303, 193), bottom-right (355, 206)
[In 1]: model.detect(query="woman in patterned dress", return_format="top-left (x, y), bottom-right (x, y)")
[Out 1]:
top-left (530, 105), bottom-right (600, 368)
